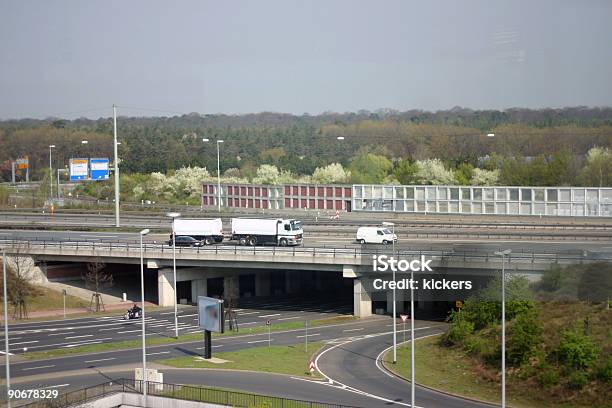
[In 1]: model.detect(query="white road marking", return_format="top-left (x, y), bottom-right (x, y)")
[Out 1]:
top-left (196, 345), bottom-right (223, 349)
top-left (343, 328), bottom-right (364, 332)
top-left (65, 335), bottom-right (93, 339)
top-left (22, 365), bottom-right (55, 371)
top-left (0, 351), bottom-right (14, 356)
top-left (247, 339), bottom-right (270, 344)
top-left (45, 384), bottom-right (69, 389)
top-left (117, 330), bottom-right (141, 334)
top-left (49, 332), bottom-right (75, 336)
top-left (259, 313), bottom-right (281, 318)
top-left (276, 316), bottom-right (302, 321)
top-left (147, 351), bottom-right (171, 356)
top-left (11, 340), bottom-right (39, 345)
top-left (64, 341), bottom-right (102, 348)
top-left (84, 357), bottom-right (116, 363)
top-left (296, 333), bottom-right (320, 338)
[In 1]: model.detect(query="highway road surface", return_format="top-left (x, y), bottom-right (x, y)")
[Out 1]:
top-left (1, 229), bottom-right (611, 254)
top-left (5, 317), bottom-right (497, 408)
top-left (0, 297), bottom-right (352, 355)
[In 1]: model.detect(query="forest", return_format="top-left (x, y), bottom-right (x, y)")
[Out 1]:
top-left (1, 107), bottom-right (611, 190)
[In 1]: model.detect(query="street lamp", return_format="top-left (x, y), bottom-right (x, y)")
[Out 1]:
top-left (336, 136), bottom-right (345, 140)
top-left (216, 140), bottom-right (224, 213)
top-left (139, 228), bottom-right (150, 403)
top-left (487, 133), bottom-right (495, 138)
top-left (48, 145), bottom-right (55, 200)
top-left (2, 249), bottom-right (11, 408)
top-left (113, 104), bottom-right (120, 228)
top-left (382, 222), bottom-right (397, 363)
top-left (494, 249), bottom-right (511, 408)
top-left (166, 212), bottom-right (181, 338)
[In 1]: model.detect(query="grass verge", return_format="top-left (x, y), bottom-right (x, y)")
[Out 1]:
top-left (158, 341), bottom-right (323, 378)
top-left (384, 335), bottom-right (575, 408)
top-left (22, 315), bottom-right (356, 360)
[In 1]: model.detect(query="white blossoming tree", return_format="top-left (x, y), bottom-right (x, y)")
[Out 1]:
top-left (414, 159), bottom-right (456, 185)
top-left (312, 163), bottom-right (351, 184)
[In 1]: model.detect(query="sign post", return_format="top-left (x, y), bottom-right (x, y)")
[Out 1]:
top-left (309, 361), bottom-right (315, 375)
top-left (400, 314), bottom-right (408, 344)
top-left (63, 289), bottom-right (67, 319)
top-left (197, 296), bottom-right (224, 359)
top-left (266, 320), bottom-right (271, 348)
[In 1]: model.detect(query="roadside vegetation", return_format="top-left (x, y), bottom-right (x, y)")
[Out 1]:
top-left (386, 264), bottom-right (611, 408)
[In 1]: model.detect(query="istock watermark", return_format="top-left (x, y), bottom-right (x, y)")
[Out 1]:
top-left (372, 254), bottom-right (433, 272)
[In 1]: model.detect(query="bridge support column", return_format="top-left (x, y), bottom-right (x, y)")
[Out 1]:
top-left (191, 279), bottom-right (207, 301)
top-left (353, 278), bottom-right (371, 318)
top-left (157, 268), bottom-right (175, 307)
top-left (255, 271), bottom-right (271, 297)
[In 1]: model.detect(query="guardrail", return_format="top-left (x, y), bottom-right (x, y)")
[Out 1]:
top-left (1, 239), bottom-right (610, 265)
top-left (16, 378), bottom-right (362, 408)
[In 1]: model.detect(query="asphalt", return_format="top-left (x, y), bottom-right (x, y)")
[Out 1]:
top-left (1, 229), bottom-right (610, 254)
top-left (0, 297), bottom-right (352, 354)
top-left (5, 320), bottom-right (497, 408)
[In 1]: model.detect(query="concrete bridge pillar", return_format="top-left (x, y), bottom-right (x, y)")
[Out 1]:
top-left (191, 279), bottom-right (207, 301)
top-left (255, 271), bottom-right (271, 297)
top-left (353, 278), bottom-right (372, 318)
top-left (157, 268), bottom-right (175, 307)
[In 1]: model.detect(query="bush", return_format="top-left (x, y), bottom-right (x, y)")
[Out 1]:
top-left (595, 357), bottom-right (612, 382)
top-left (462, 301), bottom-right (499, 330)
top-left (463, 335), bottom-right (489, 356)
top-left (507, 309), bottom-right (541, 366)
top-left (442, 315), bottom-right (474, 346)
top-left (556, 330), bottom-right (599, 370)
top-left (568, 371), bottom-right (589, 390)
top-left (538, 366), bottom-right (560, 389)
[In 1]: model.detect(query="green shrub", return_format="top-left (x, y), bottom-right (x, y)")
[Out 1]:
top-left (463, 335), bottom-right (489, 356)
top-left (556, 330), bottom-right (599, 370)
top-left (595, 357), bottom-right (612, 382)
top-left (462, 300), bottom-right (499, 330)
top-left (568, 371), bottom-right (589, 390)
top-left (507, 309), bottom-right (541, 366)
top-left (538, 366), bottom-right (560, 389)
top-left (443, 318), bottom-right (474, 346)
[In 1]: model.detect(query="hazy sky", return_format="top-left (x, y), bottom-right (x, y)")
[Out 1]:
top-left (1, 0), bottom-right (611, 119)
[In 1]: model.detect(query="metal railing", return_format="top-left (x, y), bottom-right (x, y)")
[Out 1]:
top-left (16, 378), bottom-right (363, 408)
top-left (1, 238), bottom-right (610, 265)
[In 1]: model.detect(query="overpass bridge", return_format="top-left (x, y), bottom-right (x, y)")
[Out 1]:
top-left (2, 239), bottom-right (610, 317)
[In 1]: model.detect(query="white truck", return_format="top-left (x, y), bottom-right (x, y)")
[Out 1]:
top-left (231, 218), bottom-right (303, 246)
top-left (173, 218), bottom-right (224, 245)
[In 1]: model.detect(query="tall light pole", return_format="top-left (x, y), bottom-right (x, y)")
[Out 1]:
top-left (216, 140), bottom-right (224, 213)
top-left (166, 212), bottom-right (181, 338)
top-left (494, 249), bottom-right (511, 408)
top-left (382, 222), bottom-right (397, 363)
top-left (410, 253), bottom-right (415, 408)
top-left (139, 229), bottom-right (150, 403)
top-left (48, 145), bottom-right (55, 200)
top-left (113, 105), bottom-right (120, 228)
top-left (2, 249), bottom-right (11, 408)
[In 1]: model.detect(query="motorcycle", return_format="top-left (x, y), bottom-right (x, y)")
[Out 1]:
top-left (123, 307), bottom-right (142, 320)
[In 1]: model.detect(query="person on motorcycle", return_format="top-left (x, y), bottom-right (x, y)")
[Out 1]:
top-left (131, 303), bottom-right (142, 314)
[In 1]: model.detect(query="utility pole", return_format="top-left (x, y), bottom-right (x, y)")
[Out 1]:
top-left (113, 104), bottom-right (120, 227)
top-left (3, 250), bottom-right (11, 408)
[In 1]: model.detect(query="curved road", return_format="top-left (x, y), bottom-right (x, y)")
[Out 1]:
top-left (316, 326), bottom-right (494, 408)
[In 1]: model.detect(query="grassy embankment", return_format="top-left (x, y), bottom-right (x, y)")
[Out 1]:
top-left (385, 302), bottom-right (611, 408)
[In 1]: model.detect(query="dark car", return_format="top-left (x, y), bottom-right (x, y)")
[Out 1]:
top-left (168, 235), bottom-right (203, 247)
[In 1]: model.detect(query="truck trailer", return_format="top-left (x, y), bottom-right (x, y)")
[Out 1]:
top-left (172, 218), bottom-right (224, 245)
top-left (231, 218), bottom-right (303, 246)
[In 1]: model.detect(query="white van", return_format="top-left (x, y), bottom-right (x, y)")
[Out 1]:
top-left (356, 227), bottom-right (398, 245)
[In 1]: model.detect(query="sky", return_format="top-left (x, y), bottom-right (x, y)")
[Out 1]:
top-left (1, 0), bottom-right (611, 119)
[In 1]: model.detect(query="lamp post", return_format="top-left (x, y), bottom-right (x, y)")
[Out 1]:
top-left (382, 221), bottom-right (397, 363)
top-left (166, 212), bottom-right (181, 338)
top-left (113, 105), bottom-right (120, 228)
top-left (494, 249), bottom-right (511, 408)
top-left (2, 249), bottom-right (11, 408)
top-left (216, 140), bottom-right (224, 213)
top-left (139, 228), bottom-right (150, 403)
top-left (48, 145), bottom-right (55, 200)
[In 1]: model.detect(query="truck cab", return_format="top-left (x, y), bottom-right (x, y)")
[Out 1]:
top-left (278, 219), bottom-right (303, 246)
